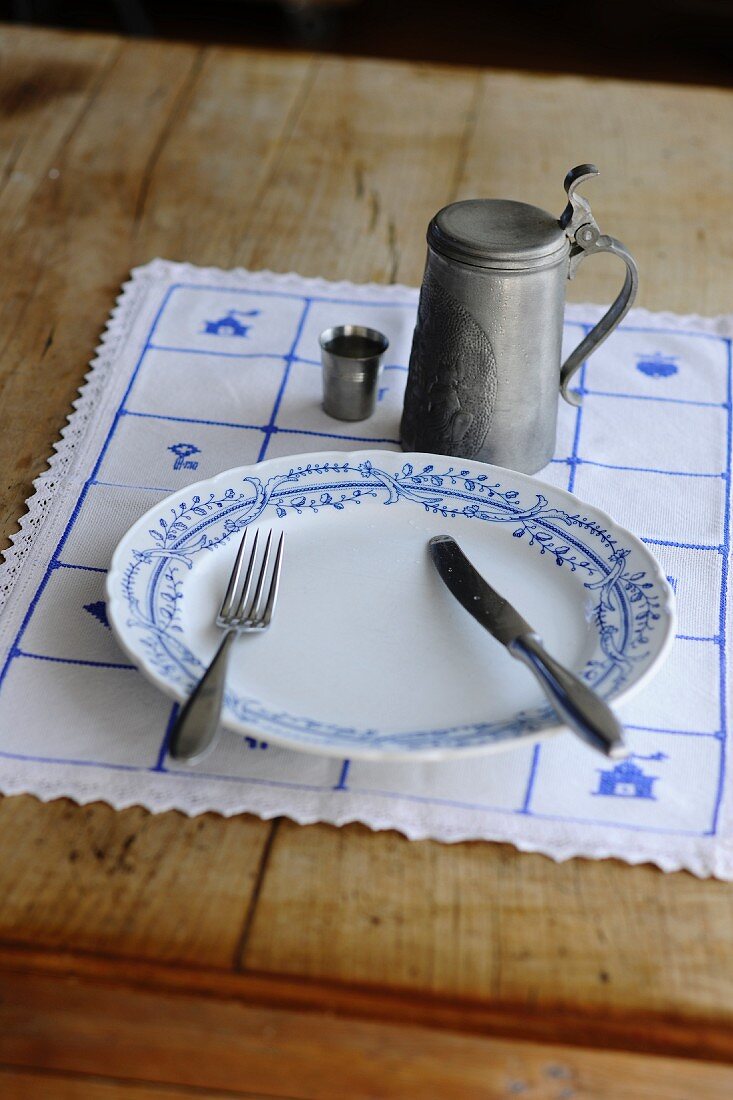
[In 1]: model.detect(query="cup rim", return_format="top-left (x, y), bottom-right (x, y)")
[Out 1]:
top-left (319, 324), bottom-right (390, 358)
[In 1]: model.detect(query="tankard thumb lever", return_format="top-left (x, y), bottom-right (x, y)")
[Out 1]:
top-left (558, 164), bottom-right (638, 406)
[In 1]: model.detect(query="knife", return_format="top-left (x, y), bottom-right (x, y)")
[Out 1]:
top-left (429, 534), bottom-right (627, 759)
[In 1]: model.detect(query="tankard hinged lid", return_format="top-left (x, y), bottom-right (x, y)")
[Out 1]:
top-left (428, 198), bottom-right (568, 271)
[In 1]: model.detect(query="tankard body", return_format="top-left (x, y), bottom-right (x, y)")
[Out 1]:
top-left (400, 166), bottom-right (638, 475)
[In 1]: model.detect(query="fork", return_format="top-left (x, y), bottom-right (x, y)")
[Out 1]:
top-left (168, 527), bottom-right (285, 763)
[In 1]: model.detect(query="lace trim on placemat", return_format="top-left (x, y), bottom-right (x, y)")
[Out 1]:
top-left (0, 272), bottom-right (149, 618)
top-left (0, 753), bottom-right (728, 876)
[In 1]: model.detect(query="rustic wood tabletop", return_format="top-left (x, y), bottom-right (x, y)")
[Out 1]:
top-left (2, 22), bottom-right (733, 1099)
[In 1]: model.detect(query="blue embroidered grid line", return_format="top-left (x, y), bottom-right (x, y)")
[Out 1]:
top-left (161, 281), bottom-right (418, 307)
top-left (149, 344), bottom-right (410, 375)
top-left (518, 323), bottom-right (592, 816)
top-left (257, 298), bottom-right (312, 462)
top-left (551, 457), bottom-right (726, 479)
top-left (15, 650), bottom-right (137, 671)
top-left (641, 537), bottom-right (723, 552)
top-left (92, 479), bottom-right (175, 493)
top-left (566, 328), bottom-right (591, 495)
top-left (53, 562), bottom-right (108, 574)
top-left (519, 745), bottom-right (541, 814)
top-left (563, 316), bottom-right (728, 343)
top-left (580, 389), bottom-right (727, 410)
top-left (121, 409), bottom-right (400, 445)
top-left (334, 760), bottom-right (351, 790)
top-left (624, 724), bottom-right (721, 738)
top-left (148, 345), bottom-right (287, 360)
top-left (123, 409), bottom-right (266, 431)
top-left (272, 426), bottom-right (400, 445)
top-left (154, 703), bottom-right (179, 772)
top-left (710, 336), bottom-right (732, 833)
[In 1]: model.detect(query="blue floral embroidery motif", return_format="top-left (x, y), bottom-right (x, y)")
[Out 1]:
top-left (118, 461), bottom-right (663, 752)
top-left (169, 442), bottom-right (201, 471)
top-left (636, 352), bottom-right (678, 379)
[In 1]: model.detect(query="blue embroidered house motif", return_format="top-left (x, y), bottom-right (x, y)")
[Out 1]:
top-left (594, 753), bottom-right (667, 800)
top-left (202, 309), bottom-right (259, 337)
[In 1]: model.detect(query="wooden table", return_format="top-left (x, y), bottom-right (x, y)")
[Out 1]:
top-left (2, 23), bottom-right (733, 1098)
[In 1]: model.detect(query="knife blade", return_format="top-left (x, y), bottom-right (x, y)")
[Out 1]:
top-left (429, 534), bottom-right (627, 759)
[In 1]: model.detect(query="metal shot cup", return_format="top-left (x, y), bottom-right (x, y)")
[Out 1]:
top-left (320, 325), bottom-right (389, 421)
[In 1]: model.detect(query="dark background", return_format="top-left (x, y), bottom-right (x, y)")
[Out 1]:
top-left (2, 0), bottom-right (733, 85)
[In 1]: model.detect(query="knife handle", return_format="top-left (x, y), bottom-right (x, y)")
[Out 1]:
top-left (508, 633), bottom-right (627, 759)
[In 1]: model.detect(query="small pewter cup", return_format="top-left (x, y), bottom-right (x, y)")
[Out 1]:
top-left (320, 325), bottom-right (389, 421)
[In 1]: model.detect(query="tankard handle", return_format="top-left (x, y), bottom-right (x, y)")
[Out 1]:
top-left (558, 165), bottom-right (639, 407)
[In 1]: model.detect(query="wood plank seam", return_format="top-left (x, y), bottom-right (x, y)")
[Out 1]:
top-left (132, 47), bottom-right (207, 232)
top-left (0, 1062), bottom-right (306, 1099)
top-left (233, 818), bottom-right (283, 971)
top-left (227, 56), bottom-right (320, 270)
top-left (446, 72), bottom-right (483, 203)
top-left (0, 942), bottom-right (731, 1064)
top-left (0, 136), bottom-right (27, 195)
top-left (3, 964), bottom-right (733, 1099)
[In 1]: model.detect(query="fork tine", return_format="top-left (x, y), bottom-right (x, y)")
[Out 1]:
top-left (219, 528), bottom-right (249, 619)
top-left (232, 528), bottom-right (260, 620)
top-left (246, 528), bottom-right (273, 620)
top-left (260, 532), bottom-right (285, 626)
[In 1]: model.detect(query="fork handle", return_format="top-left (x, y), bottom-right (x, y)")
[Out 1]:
top-left (168, 630), bottom-right (237, 762)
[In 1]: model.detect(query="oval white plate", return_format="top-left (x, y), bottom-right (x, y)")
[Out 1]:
top-left (106, 451), bottom-right (675, 760)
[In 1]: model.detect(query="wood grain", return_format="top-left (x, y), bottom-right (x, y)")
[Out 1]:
top-left (3, 943), bottom-right (733, 1063)
top-left (0, 29), bottom-right (198, 549)
top-left (244, 821), bottom-right (733, 1021)
top-left (1, 22), bottom-right (733, 1092)
top-left (0, 1068), bottom-right (279, 1100)
top-left (0, 27), bottom-right (121, 232)
top-left (132, 46), bottom-right (315, 267)
top-left (2, 952), bottom-right (733, 1099)
top-left (0, 798), bottom-right (268, 966)
top-left (232, 54), bottom-right (481, 283)
top-left (458, 71), bottom-right (733, 315)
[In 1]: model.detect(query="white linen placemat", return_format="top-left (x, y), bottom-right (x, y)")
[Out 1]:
top-left (0, 260), bottom-right (731, 877)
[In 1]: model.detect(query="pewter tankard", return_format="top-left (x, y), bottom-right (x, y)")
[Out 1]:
top-left (400, 165), bottom-right (638, 474)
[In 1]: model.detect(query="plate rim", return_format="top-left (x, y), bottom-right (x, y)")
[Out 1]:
top-left (106, 449), bottom-right (677, 761)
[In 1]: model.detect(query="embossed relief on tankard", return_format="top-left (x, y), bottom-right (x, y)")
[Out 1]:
top-left (400, 165), bottom-right (638, 475)
top-left (401, 273), bottom-right (497, 459)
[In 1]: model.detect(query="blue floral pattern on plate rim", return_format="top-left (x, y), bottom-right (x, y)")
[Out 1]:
top-left (106, 451), bottom-right (676, 760)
